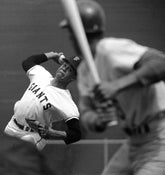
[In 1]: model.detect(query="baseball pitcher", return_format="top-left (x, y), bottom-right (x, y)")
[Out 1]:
top-left (4, 52), bottom-right (82, 150)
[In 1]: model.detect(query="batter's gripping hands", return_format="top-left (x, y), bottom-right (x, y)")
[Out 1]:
top-left (81, 97), bottom-right (123, 132)
top-left (94, 100), bottom-right (119, 130)
top-left (25, 119), bottom-right (49, 139)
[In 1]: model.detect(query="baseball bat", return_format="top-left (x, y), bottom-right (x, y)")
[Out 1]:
top-left (60, 0), bottom-right (100, 85)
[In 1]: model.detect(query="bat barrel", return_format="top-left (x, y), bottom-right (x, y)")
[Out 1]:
top-left (61, 0), bottom-right (100, 84)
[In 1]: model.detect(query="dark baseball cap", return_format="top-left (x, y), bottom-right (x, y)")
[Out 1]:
top-left (63, 56), bottom-right (82, 74)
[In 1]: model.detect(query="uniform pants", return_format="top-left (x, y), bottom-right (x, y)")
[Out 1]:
top-left (101, 117), bottom-right (165, 175)
top-left (4, 118), bottom-right (47, 150)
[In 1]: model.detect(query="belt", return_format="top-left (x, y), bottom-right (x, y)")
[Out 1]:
top-left (13, 118), bottom-right (34, 132)
top-left (123, 111), bottom-right (165, 136)
top-left (123, 124), bottom-right (150, 136)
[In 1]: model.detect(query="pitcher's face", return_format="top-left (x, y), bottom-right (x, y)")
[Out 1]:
top-left (55, 62), bottom-right (76, 81)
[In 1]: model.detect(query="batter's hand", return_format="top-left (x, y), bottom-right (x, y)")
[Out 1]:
top-left (93, 81), bottom-right (119, 102)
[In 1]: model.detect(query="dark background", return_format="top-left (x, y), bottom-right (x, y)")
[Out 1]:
top-left (0, 0), bottom-right (165, 174)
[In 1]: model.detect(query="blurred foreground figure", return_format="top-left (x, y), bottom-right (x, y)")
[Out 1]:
top-left (60, 0), bottom-right (165, 174)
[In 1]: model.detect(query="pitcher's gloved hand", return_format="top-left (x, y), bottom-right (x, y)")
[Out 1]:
top-left (25, 119), bottom-right (49, 139)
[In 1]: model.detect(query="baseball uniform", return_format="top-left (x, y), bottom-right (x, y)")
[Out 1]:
top-left (5, 53), bottom-right (80, 150)
top-left (78, 37), bottom-right (165, 175)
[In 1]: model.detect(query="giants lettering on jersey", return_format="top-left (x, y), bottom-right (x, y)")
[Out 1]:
top-left (28, 82), bottom-right (51, 110)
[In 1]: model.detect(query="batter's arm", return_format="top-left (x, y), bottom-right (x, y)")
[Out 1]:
top-left (134, 49), bottom-right (165, 86)
top-left (117, 49), bottom-right (165, 89)
top-left (94, 49), bottom-right (165, 100)
top-left (115, 49), bottom-right (165, 90)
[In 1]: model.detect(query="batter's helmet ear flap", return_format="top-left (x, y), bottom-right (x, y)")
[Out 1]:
top-left (60, 0), bottom-right (106, 34)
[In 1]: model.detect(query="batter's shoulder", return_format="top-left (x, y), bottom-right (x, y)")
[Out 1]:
top-left (97, 37), bottom-right (148, 54)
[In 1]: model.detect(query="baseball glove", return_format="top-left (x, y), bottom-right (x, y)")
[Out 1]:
top-left (25, 119), bottom-right (49, 139)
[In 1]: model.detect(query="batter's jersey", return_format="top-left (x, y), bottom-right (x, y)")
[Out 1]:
top-left (78, 37), bottom-right (165, 128)
top-left (12, 65), bottom-right (79, 127)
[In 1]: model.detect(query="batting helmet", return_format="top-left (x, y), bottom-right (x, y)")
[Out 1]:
top-left (60, 0), bottom-right (106, 34)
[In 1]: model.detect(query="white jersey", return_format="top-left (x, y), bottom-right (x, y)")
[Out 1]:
top-left (12, 65), bottom-right (79, 127)
top-left (5, 65), bottom-right (80, 150)
top-left (78, 37), bottom-right (165, 127)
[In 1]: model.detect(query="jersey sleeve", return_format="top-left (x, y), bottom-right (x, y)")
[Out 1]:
top-left (99, 38), bottom-right (148, 70)
top-left (96, 38), bottom-right (149, 80)
top-left (134, 48), bottom-right (165, 85)
top-left (26, 65), bottom-right (53, 84)
top-left (77, 37), bottom-right (149, 96)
